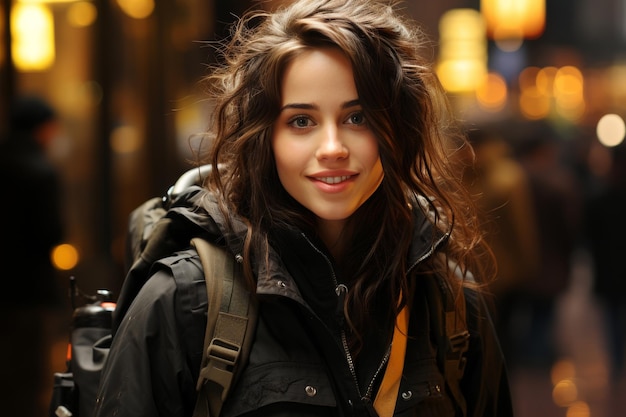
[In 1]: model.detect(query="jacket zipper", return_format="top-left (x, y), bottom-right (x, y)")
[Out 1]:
top-left (300, 233), bottom-right (391, 402)
top-left (300, 229), bottom-right (449, 404)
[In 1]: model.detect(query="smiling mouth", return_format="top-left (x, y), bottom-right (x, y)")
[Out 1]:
top-left (316, 175), bottom-right (355, 184)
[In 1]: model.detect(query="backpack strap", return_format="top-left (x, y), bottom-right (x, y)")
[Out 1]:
top-left (190, 238), bottom-right (258, 417)
top-left (426, 274), bottom-right (470, 417)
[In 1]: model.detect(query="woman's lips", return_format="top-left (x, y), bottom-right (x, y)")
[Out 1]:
top-left (316, 175), bottom-right (354, 184)
top-left (308, 174), bottom-right (357, 192)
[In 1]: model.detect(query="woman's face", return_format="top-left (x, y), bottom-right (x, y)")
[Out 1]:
top-left (272, 47), bottom-right (384, 237)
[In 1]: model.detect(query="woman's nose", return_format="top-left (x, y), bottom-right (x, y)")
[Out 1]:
top-left (316, 126), bottom-right (348, 160)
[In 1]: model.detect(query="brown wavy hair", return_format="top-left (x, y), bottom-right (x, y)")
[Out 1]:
top-left (202, 0), bottom-right (495, 346)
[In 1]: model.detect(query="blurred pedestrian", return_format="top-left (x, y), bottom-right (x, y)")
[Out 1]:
top-left (0, 95), bottom-right (65, 417)
top-left (514, 123), bottom-right (582, 368)
top-left (464, 127), bottom-right (540, 366)
top-left (585, 143), bottom-right (626, 383)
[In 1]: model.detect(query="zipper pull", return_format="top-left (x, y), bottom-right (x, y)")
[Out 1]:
top-left (335, 284), bottom-right (348, 324)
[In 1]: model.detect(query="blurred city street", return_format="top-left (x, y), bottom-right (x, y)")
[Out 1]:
top-left (509, 248), bottom-right (626, 417)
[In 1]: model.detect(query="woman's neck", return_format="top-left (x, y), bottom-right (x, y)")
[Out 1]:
top-left (316, 218), bottom-right (350, 261)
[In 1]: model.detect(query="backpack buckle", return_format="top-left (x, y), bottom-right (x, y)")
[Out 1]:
top-left (196, 337), bottom-right (241, 394)
top-left (207, 337), bottom-right (241, 368)
top-left (449, 330), bottom-right (469, 353)
top-left (448, 330), bottom-right (470, 376)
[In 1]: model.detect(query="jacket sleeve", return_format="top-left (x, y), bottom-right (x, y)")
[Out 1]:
top-left (94, 269), bottom-right (196, 417)
top-left (461, 288), bottom-right (515, 417)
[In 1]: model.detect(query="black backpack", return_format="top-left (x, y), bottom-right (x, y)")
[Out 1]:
top-left (50, 166), bottom-right (258, 417)
top-left (49, 166), bottom-right (469, 417)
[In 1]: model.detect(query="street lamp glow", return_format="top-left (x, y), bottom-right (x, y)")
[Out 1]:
top-left (596, 114), bottom-right (626, 148)
top-left (11, 3), bottom-right (55, 71)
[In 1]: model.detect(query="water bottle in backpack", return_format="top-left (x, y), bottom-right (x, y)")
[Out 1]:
top-left (49, 277), bottom-right (115, 417)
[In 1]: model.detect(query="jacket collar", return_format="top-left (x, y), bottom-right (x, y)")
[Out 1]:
top-left (406, 194), bottom-right (451, 274)
top-left (178, 188), bottom-right (450, 294)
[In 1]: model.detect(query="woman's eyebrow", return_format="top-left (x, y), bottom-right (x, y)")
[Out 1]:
top-left (280, 103), bottom-right (317, 111)
top-left (280, 99), bottom-right (361, 112)
top-left (342, 99), bottom-right (360, 109)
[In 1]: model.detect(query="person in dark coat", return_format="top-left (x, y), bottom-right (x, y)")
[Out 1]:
top-left (95, 1), bottom-right (514, 416)
top-left (0, 95), bottom-right (64, 417)
top-left (514, 127), bottom-right (581, 367)
top-left (0, 96), bottom-right (64, 298)
top-left (585, 144), bottom-right (626, 383)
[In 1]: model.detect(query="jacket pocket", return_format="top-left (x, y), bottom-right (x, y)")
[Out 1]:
top-left (394, 358), bottom-right (456, 417)
top-left (221, 361), bottom-right (337, 416)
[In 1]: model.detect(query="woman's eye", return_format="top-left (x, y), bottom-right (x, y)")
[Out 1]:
top-left (347, 112), bottom-right (365, 125)
top-left (288, 116), bottom-right (312, 128)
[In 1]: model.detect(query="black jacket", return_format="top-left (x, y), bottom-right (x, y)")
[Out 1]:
top-left (94, 188), bottom-right (513, 417)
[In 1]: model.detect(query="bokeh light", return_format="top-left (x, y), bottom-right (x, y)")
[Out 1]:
top-left (517, 65), bottom-right (586, 121)
top-left (551, 360), bottom-right (576, 385)
top-left (596, 113), bottom-right (626, 147)
top-left (117, 0), bottom-right (155, 19)
top-left (536, 66), bottom-right (558, 96)
top-left (553, 379), bottom-right (579, 407)
top-left (67, 1), bottom-right (98, 28)
top-left (567, 401), bottom-right (591, 417)
top-left (110, 125), bottom-right (144, 154)
top-left (481, 0), bottom-right (546, 40)
top-left (518, 66), bottom-right (541, 90)
top-left (51, 244), bottom-right (80, 271)
top-left (554, 66), bottom-right (585, 120)
top-left (519, 85), bottom-right (551, 119)
top-left (476, 72), bottom-right (508, 111)
top-left (437, 9), bottom-right (487, 93)
top-left (11, 3), bottom-right (55, 71)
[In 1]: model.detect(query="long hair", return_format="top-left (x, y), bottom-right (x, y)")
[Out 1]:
top-left (202, 0), bottom-right (495, 346)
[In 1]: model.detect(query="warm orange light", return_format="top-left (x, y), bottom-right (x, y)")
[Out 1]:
top-left (519, 85), bottom-right (550, 120)
top-left (110, 125), bottom-right (143, 154)
top-left (518, 66), bottom-right (541, 90)
top-left (0, 8), bottom-right (4, 67)
top-left (554, 66), bottom-right (583, 94)
top-left (536, 66), bottom-right (558, 96)
top-left (552, 379), bottom-right (578, 407)
top-left (518, 65), bottom-right (586, 121)
top-left (554, 66), bottom-right (585, 121)
top-left (19, 0), bottom-right (82, 3)
top-left (437, 60), bottom-right (488, 94)
top-left (437, 9), bottom-right (487, 93)
top-left (11, 3), bottom-right (55, 71)
top-left (476, 72), bottom-right (508, 111)
top-left (566, 401), bottom-right (590, 417)
top-left (67, 1), bottom-right (98, 27)
top-left (51, 244), bottom-right (80, 271)
top-left (551, 360), bottom-right (576, 386)
top-left (117, 0), bottom-right (154, 19)
top-left (481, 0), bottom-right (545, 40)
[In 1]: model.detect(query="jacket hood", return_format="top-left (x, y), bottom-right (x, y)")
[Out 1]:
top-left (169, 186), bottom-right (247, 255)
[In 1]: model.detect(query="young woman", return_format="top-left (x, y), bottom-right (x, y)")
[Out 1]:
top-left (94, 1), bottom-right (513, 416)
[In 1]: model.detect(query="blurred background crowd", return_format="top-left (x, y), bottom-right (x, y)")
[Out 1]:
top-left (0, 0), bottom-right (624, 416)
